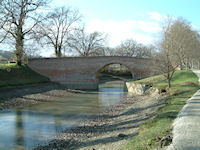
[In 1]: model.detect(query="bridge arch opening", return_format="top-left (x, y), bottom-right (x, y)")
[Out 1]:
top-left (96, 63), bottom-right (134, 83)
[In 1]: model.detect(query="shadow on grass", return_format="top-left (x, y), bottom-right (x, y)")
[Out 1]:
top-left (157, 111), bottom-right (178, 119)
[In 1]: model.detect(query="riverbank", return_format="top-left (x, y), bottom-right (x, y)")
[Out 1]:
top-left (0, 83), bottom-right (74, 110)
top-left (125, 70), bottom-right (199, 149)
top-left (1, 69), bottom-right (197, 149)
top-left (0, 63), bottom-right (49, 87)
top-left (35, 87), bottom-right (165, 150)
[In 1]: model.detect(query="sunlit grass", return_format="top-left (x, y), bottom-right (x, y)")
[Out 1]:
top-left (124, 70), bottom-right (199, 150)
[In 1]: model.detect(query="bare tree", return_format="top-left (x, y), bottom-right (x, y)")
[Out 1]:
top-left (156, 18), bottom-right (179, 88)
top-left (67, 28), bottom-right (106, 56)
top-left (154, 17), bottom-right (200, 88)
top-left (103, 47), bottom-right (116, 56)
top-left (135, 43), bottom-right (155, 58)
top-left (164, 18), bottom-right (200, 70)
top-left (24, 41), bottom-right (41, 58)
top-left (0, 0), bottom-right (49, 65)
top-left (115, 39), bottom-right (137, 56)
top-left (0, 22), bottom-right (8, 43)
top-left (35, 7), bottom-right (81, 57)
top-left (114, 39), bottom-right (154, 58)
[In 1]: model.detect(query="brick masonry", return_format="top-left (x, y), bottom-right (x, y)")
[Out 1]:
top-left (28, 56), bottom-right (154, 89)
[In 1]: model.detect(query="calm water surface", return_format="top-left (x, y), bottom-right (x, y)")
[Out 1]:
top-left (0, 81), bottom-right (127, 149)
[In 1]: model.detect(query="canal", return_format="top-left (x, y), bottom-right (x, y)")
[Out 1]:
top-left (0, 81), bottom-right (128, 149)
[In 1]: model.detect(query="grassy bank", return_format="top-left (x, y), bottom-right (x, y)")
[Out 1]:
top-left (0, 63), bottom-right (49, 87)
top-left (124, 70), bottom-right (199, 150)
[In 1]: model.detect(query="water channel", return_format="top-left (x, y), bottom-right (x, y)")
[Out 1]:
top-left (0, 81), bottom-right (128, 150)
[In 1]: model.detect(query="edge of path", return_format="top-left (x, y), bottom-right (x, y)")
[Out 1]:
top-left (167, 70), bottom-right (200, 150)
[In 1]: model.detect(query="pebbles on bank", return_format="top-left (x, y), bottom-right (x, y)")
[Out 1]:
top-left (35, 88), bottom-right (164, 150)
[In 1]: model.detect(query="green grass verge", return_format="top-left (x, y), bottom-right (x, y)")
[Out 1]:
top-left (0, 63), bottom-right (49, 87)
top-left (124, 70), bottom-right (199, 150)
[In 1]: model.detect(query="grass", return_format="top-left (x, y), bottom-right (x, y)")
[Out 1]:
top-left (0, 63), bottom-right (49, 87)
top-left (124, 70), bottom-right (199, 150)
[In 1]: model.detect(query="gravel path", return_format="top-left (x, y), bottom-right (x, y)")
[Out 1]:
top-left (35, 88), bottom-right (165, 150)
top-left (167, 70), bottom-right (200, 150)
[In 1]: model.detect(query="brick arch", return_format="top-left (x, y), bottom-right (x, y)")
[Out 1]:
top-left (28, 56), bottom-right (154, 89)
top-left (95, 63), bottom-right (135, 80)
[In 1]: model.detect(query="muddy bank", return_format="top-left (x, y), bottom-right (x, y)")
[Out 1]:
top-left (35, 88), bottom-right (165, 150)
top-left (0, 83), bottom-right (74, 110)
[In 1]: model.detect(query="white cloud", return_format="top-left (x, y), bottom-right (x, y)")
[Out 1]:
top-left (86, 19), bottom-right (161, 47)
top-left (148, 12), bottom-right (163, 21)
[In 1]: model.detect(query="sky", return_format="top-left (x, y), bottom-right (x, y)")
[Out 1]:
top-left (50, 0), bottom-right (200, 47)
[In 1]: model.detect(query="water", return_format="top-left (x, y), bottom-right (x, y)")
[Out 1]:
top-left (0, 81), bottom-right (127, 150)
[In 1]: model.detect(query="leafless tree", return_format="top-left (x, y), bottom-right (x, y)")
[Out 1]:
top-left (103, 47), bottom-right (116, 56)
top-left (35, 7), bottom-right (81, 57)
top-left (154, 17), bottom-right (200, 88)
top-left (115, 39), bottom-right (137, 56)
top-left (114, 39), bottom-right (154, 58)
top-left (0, 22), bottom-right (8, 44)
top-left (67, 28), bottom-right (106, 56)
top-left (164, 18), bottom-right (200, 70)
top-left (24, 41), bottom-right (41, 58)
top-left (0, 0), bottom-right (49, 65)
top-left (156, 18), bottom-right (179, 88)
top-left (153, 18), bottom-right (177, 88)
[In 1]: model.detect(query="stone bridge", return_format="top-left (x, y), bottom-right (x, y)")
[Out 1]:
top-left (28, 56), bottom-right (155, 89)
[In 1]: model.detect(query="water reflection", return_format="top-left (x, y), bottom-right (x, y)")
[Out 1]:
top-left (99, 81), bottom-right (126, 107)
top-left (0, 81), bottom-right (127, 149)
top-left (15, 110), bottom-right (24, 148)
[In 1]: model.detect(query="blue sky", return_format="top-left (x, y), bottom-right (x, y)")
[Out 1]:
top-left (52, 0), bottom-right (200, 26)
top-left (51, 0), bottom-right (200, 47)
top-left (1, 0), bottom-right (199, 56)
top-left (40, 0), bottom-right (200, 56)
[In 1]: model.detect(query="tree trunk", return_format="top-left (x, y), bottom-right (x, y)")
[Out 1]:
top-left (168, 78), bottom-right (171, 88)
top-left (55, 46), bottom-right (62, 58)
top-left (167, 70), bottom-right (171, 88)
top-left (179, 60), bottom-right (183, 70)
top-left (16, 43), bottom-right (23, 66)
top-left (15, 29), bottom-right (24, 66)
top-left (55, 50), bottom-right (61, 58)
